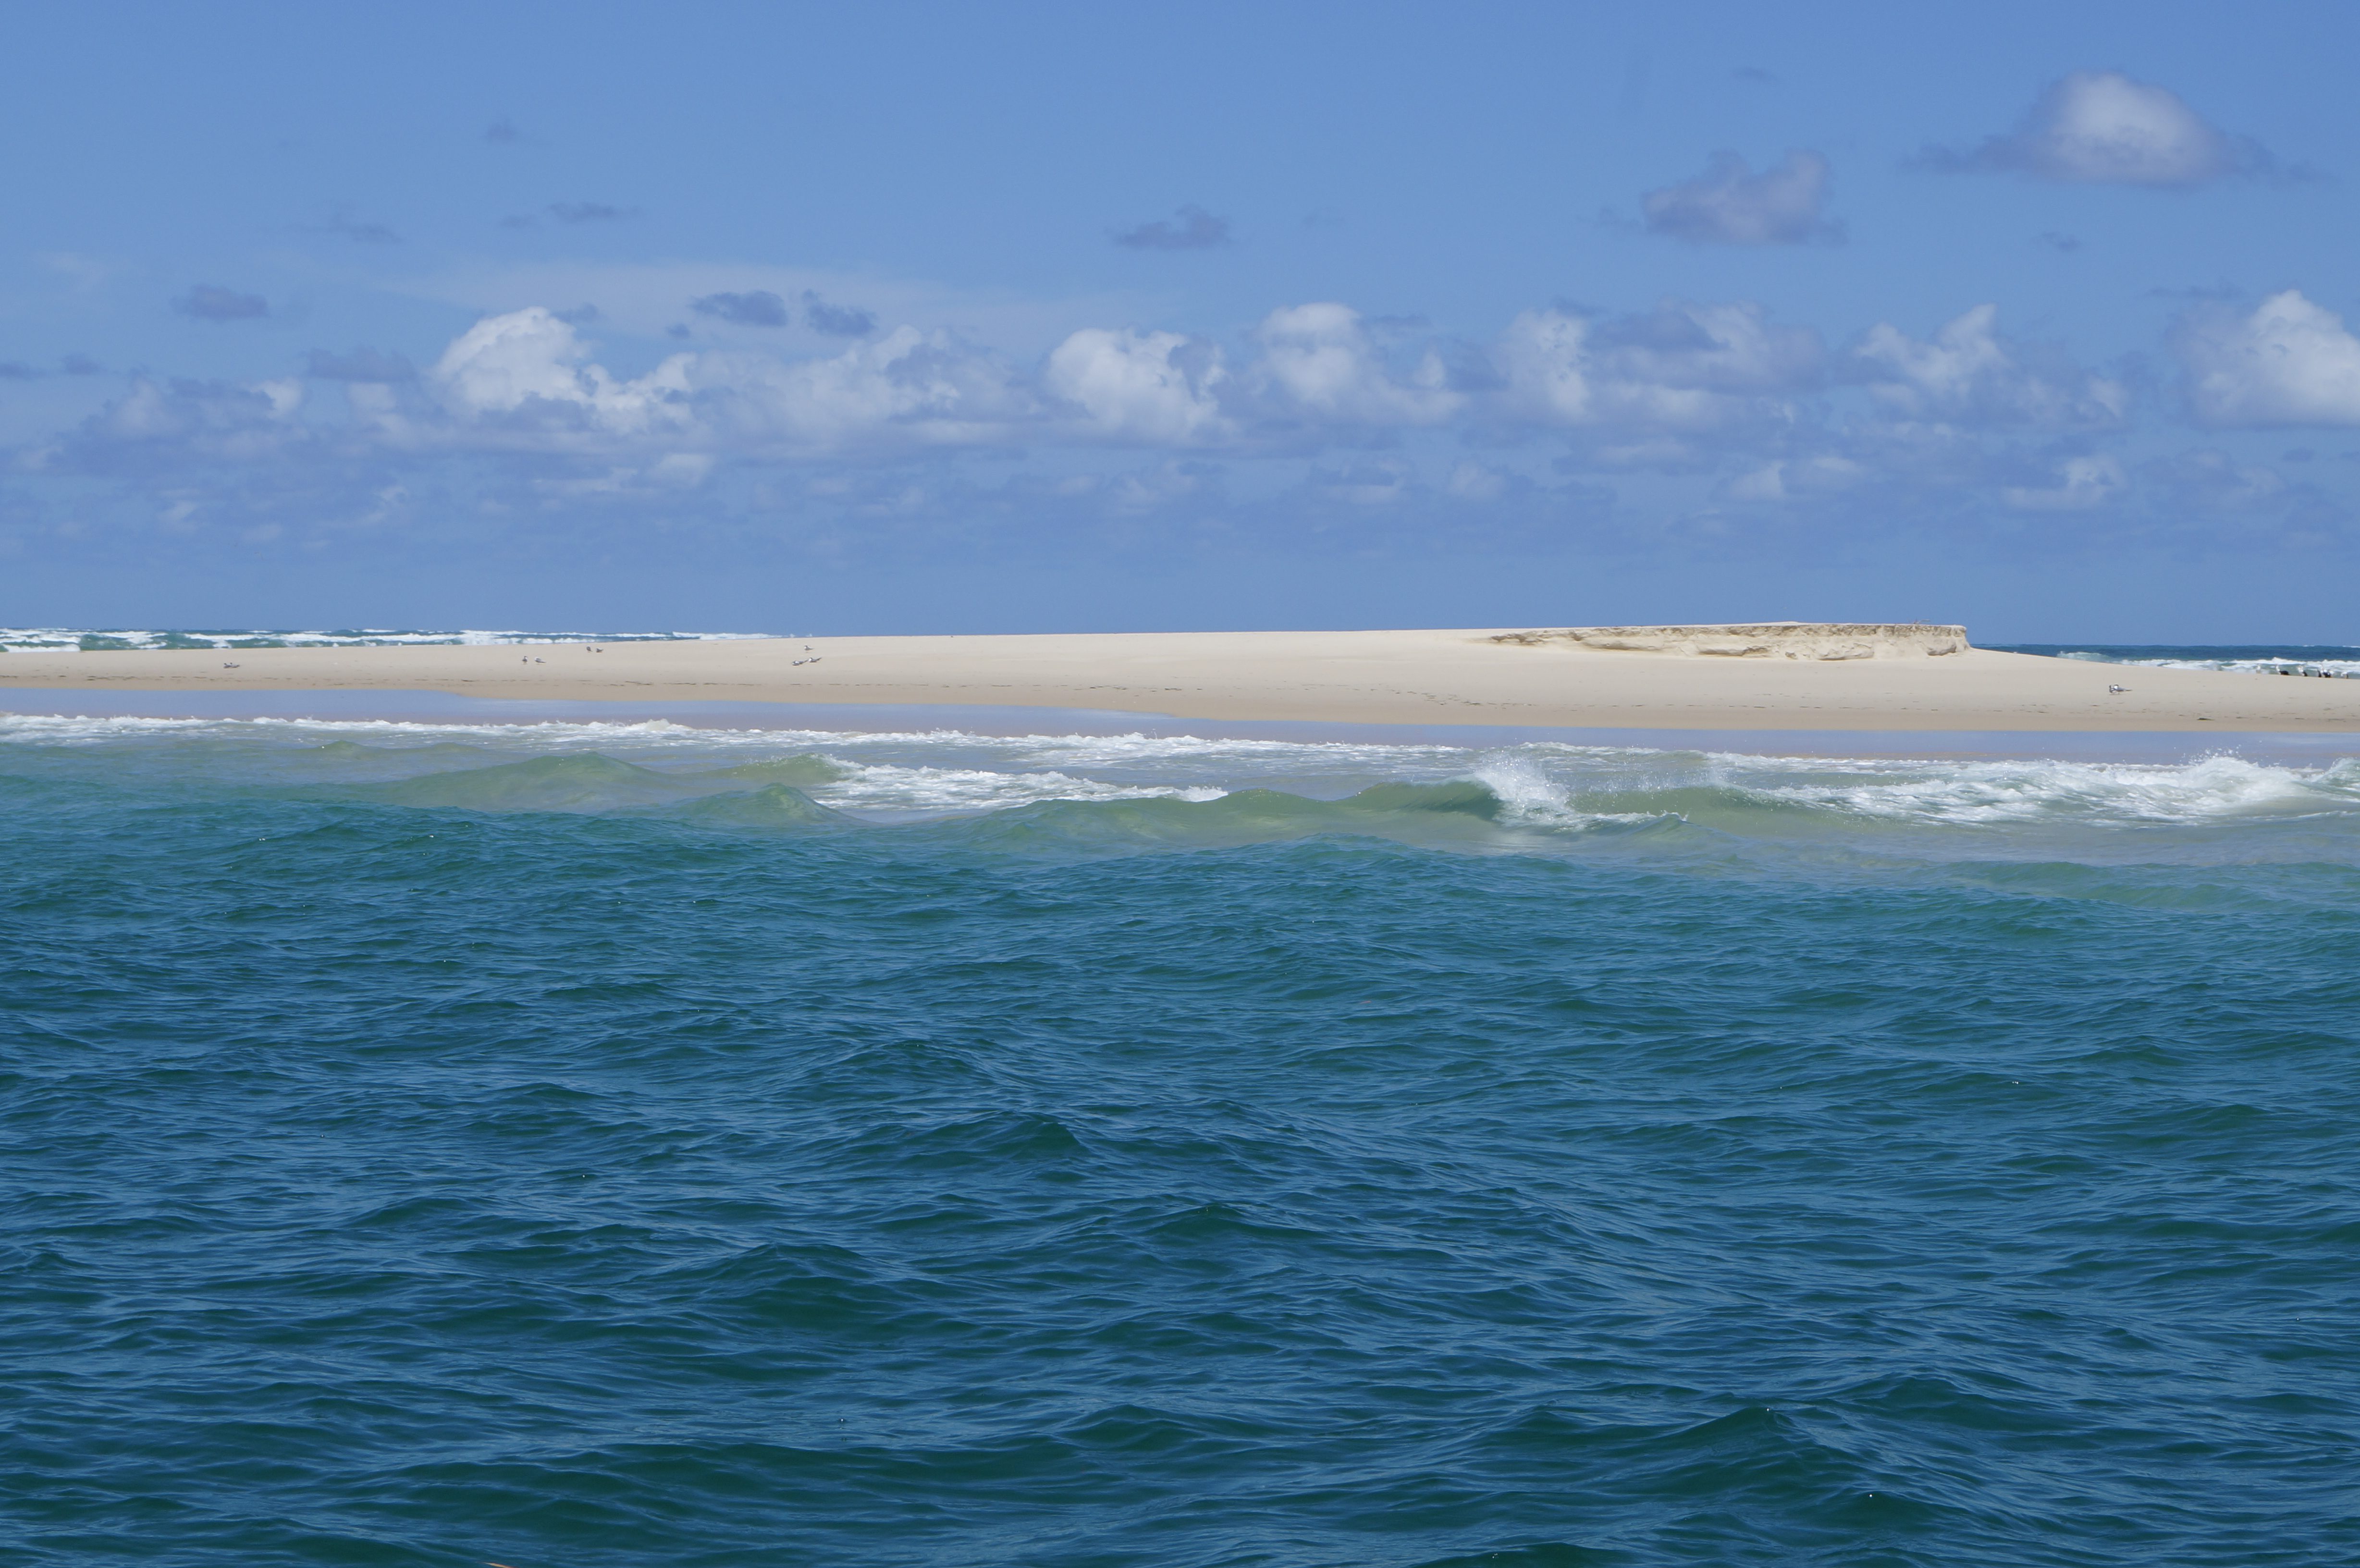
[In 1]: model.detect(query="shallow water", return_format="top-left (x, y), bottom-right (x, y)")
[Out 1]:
top-left (6, 715), bottom-right (2358, 1566)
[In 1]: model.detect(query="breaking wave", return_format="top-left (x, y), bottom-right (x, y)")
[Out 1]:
top-left (0, 625), bottom-right (772, 651)
top-left (4, 712), bottom-right (2355, 867)
top-left (2010, 642), bottom-right (2360, 678)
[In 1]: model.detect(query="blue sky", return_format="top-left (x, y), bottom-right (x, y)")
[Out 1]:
top-left (5, 0), bottom-right (2359, 639)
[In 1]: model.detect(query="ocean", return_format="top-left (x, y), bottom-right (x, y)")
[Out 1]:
top-left (5, 685), bottom-right (2359, 1565)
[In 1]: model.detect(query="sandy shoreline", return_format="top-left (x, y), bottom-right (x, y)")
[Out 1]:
top-left (4, 627), bottom-right (2359, 733)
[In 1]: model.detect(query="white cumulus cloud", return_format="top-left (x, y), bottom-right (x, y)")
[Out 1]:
top-left (692, 327), bottom-right (1037, 451)
top-left (1253, 304), bottom-right (1462, 425)
top-left (46, 279), bottom-right (2326, 540)
top-left (1641, 150), bottom-right (1841, 245)
top-left (1924, 72), bottom-right (2264, 186)
top-left (1044, 328), bottom-right (1230, 443)
top-left (1853, 305), bottom-right (2126, 427)
top-left (1494, 301), bottom-right (1819, 432)
top-left (2176, 290), bottom-right (2360, 427)
top-left (433, 307), bottom-right (695, 440)
top-left (427, 308), bottom-right (1038, 454)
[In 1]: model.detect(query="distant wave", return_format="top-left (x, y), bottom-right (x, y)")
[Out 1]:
top-left (5, 714), bottom-right (2357, 860)
top-left (1997, 642), bottom-right (2360, 678)
top-left (0, 625), bottom-right (775, 651)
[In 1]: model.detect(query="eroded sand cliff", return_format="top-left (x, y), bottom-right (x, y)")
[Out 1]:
top-left (1492, 623), bottom-right (1970, 660)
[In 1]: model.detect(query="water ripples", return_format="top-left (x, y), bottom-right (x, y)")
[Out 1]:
top-left (3, 727), bottom-right (2359, 1564)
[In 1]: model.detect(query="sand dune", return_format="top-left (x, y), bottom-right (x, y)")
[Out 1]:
top-left (3, 625), bottom-right (2357, 732)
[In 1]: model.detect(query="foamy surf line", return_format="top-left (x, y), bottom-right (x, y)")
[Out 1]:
top-left (0, 626), bottom-right (772, 651)
top-left (7, 708), bottom-right (2359, 840)
top-left (3, 687), bottom-right (2358, 764)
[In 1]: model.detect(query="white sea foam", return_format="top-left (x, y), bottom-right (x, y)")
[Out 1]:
top-left (1708, 752), bottom-right (2360, 826)
top-left (0, 625), bottom-right (774, 651)
top-left (2, 712), bottom-right (2356, 833)
top-left (2053, 649), bottom-right (2360, 678)
top-left (0, 712), bottom-right (1464, 778)
top-left (817, 760), bottom-right (1227, 816)
top-left (0, 712), bottom-right (731, 747)
top-left (1468, 753), bottom-right (1633, 828)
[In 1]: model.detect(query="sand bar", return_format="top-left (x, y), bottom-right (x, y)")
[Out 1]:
top-left (3, 625), bottom-right (2358, 733)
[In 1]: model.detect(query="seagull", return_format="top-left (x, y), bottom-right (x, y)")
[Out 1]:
top-left (2108, 684), bottom-right (2127, 694)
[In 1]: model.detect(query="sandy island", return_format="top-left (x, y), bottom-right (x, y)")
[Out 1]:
top-left (3, 623), bottom-right (2357, 733)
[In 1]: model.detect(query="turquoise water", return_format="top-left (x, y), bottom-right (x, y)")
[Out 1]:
top-left (5, 713), bottom-right (2359, 1567)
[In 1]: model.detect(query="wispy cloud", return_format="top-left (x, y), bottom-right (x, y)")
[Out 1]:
top-left (40, 252), bottom-right (121, 293)
top-left (2141, 448), bottom-right (2288, 513)
top-left (2003, 454), bottom-right (2127, 511)
top-left (45, 376), bottom-right (306, 472)
top-left (1641, 151), bottom-right (1842, 245)
top-left (315, 208), bottom-right (401, 245)
top-left (692, 290), bottom-right (791, 327)
top-left (802, 292), bottom-right (876, 337)
top-left (172, 285), bottom-right (269, 322)
top-left (500, 201), bottom-right (639, 230)
top-left (549, 201), bottom-right (636, 224)
top-left (1112, 204), bottom-right (1231, 251)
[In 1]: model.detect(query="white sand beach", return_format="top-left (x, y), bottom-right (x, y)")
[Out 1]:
top-left (4, 624), bottom-right (2357, 732)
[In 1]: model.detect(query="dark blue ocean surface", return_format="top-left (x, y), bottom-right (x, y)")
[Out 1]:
top-left (4, 716), bottom-right (2358, 1567)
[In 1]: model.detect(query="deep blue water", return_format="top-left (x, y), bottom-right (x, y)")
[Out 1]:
top-left (5, 715), bottom-right (2359, 1567)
